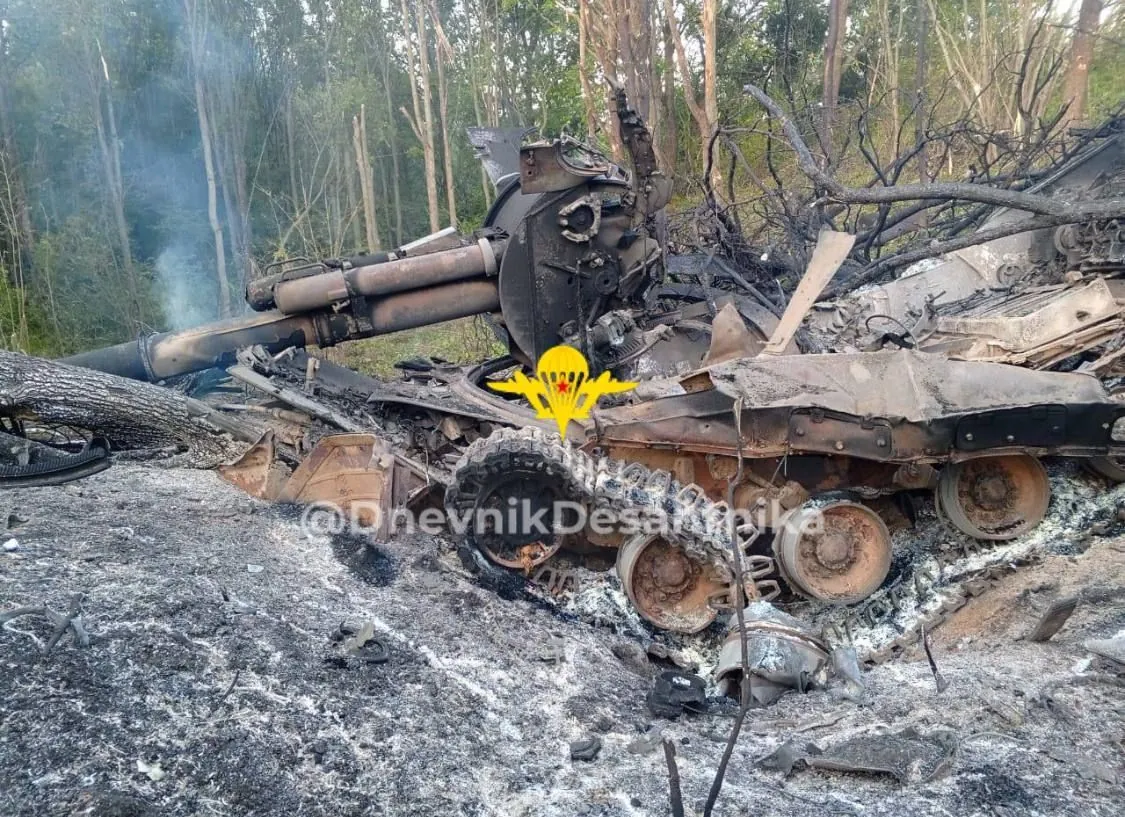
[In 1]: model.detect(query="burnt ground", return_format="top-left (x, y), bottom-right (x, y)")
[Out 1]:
top-left (1, 464), bottom-right (1124, 817)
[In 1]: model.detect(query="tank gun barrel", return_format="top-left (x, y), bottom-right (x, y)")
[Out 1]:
top-left (61, 276), bottom-right (502, 381)
top-left (247, 236), bottom-right (503, 313)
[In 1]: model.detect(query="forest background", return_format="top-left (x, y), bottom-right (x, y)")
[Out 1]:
top-left (0, 0), bottom-right (1119, 371)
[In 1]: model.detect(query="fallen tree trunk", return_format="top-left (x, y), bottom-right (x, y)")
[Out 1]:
top-left (0, 351), bottom-right (259, 468)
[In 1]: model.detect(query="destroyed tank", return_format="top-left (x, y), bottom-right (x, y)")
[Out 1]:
top-left (48, 95), bottom-right (1125, 661)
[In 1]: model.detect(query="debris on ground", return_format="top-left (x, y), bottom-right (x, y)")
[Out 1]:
top-left (569, 735), bottom-right (603, 762)
top-left (1084, 633), bottom-right (1125, 664)
top-left (1029, 595), bottom-right (1081, 642)
top-left (715, 603), bottom-right (831, 705)
top-left (3, 96), bottom-right (1125, 816)
top-left (1, 465), bottom-right (1123, 816)
top-left (804, 728), bottom-right (959, 784)
top-left (646, 670), bottom-right (708, 719)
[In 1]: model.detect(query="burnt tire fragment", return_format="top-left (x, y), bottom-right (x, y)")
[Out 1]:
top-left (0, 439), bottom-right (111, 489)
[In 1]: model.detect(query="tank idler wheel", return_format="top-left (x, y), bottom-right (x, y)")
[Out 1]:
top-left (1087, 456), bottom-right (1125, 484)
top-left (936, 454), bottom-right (1050, 541)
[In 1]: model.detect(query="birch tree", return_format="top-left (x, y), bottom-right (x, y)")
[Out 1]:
top-left (184, 0), bottom-right (232, 318)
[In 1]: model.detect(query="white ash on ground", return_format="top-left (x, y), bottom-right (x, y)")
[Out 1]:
top-left (1, 464), bottom-right (1123, 816)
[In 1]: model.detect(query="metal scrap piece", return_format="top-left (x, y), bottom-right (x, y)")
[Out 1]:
top-left (806, 728), bottom-right (958, 783)
top-left (830, 646), bottom-right (865, 703)
top-left (218, 430), bottom-right (289, 500)
top-left (715, 602), bottom-right (829, 705)
top-left (759, 740), bottom-right (821, 776)
top-left (277, 434), bottom-right (396, 537)
top-left (1029, 595), bottom-right (1080, 642)
top-left (703, 302), bottom-right (764, 365)
top-left (922, 626), bottom-right (950, 693)
top-left (228, 363), bottom-right (362, 432)
top-left (626, 728), bottom-right (664, 755)
top-left (916, 279), bottom-right (1123, 366)
top-left (761, 229), bottom-right (856, 356)
top-left (1084, 635), bottom-right (1125, 664)
top-left (646, 670), bottom-right (707, 719)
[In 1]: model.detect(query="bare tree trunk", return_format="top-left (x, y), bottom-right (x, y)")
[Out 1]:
top-left (586, 1), bottom-right (626, 162)
top-left (425, 0), bottom-right (458, 228)
top-left (209, 39), bottom-right (251, 297)
top-left (326, 149), bottom-right (340, 255)
top-left (197, 80), bottom-right (231, 318)
top-left (231, 110), bottom-right (253, 280)
top-left (874, 0), bottom-right (902, 154)
top-left (374, 152), bottom-right (392, 246)
top-left (0, 23), bottom-right (34, 272)
top-left (435, 56), bottom-right (457, 228)
top-left (702, 0), bottom-right (717, 130)
top-left (216, 121), bottom-right (244, 297)
top-left (185, 0), bottom-right (231, 319)
top-left (344, 123), bottom-right (361, 252)
top-left (89, 40), bottom-right (139, 325)
top-left (661, 15), bottom-right (678, 172)
top-left (352, 105), bottom-right (382, 251)
top-left (379, 46), bottom-right (405, 245)
top-left (821, 0), bottom-right (849, 163)
top-left (615, 1), bottom-right (638, 109)
top-left (470, 85), bottom-right (494, 208)
top-left (702, 0), bottom-right (721, 191)
top-left (285, 87), bottom-right (300, 212)
top-left (663, 0), bottom-right (712, 178)
top-left (578, 0), bottom-right (598, 144)
top-left (614, 0), bottom-right (655, 135)
top-left (912, 0), bottom-right (929, 188)
top-left (399, 0), bottom-right (441, 233)
top-left (462, 8), bottom-right (494, 206)
top-left (1061, 0), bottom-right (1103, 130)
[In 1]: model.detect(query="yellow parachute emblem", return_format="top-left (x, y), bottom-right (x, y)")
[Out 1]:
top-left (488, 345), bottom-right (637, 439)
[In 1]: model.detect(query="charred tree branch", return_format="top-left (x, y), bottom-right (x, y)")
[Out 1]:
top-left (743, 84), bottom-right (1125, 221)
top-left (663, 739), bottom-right (685, 817)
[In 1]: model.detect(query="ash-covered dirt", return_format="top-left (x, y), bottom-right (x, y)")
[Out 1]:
top-left (2, 464), bottom-right (1124, 816)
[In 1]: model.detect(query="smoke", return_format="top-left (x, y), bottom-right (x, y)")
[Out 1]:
top-left (156, 244), bottom-right (217, 331)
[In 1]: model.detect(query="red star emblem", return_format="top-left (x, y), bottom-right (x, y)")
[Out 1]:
top-left (556, 380), bottom-right (570, 393)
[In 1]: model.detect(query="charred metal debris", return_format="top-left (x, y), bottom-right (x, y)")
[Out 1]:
top-left (8, 94), bottom-right (1125, 706)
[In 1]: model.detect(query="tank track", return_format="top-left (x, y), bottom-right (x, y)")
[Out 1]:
top-left (445, 427), bottom-right (736, 579)
top-left (818, 545), bottom-right (1032, 666)
top-left (446, 426), bottom-right (1029, 662)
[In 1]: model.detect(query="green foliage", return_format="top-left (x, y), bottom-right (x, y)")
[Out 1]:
top-left (28, 219), bottom-right (164, 354)
top-left (0, 272), bottom-right (59, 357)
top-left (1089, 6), bottom-right (1125, 120)
top-left (343, 317), bottom-right (506, 378)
